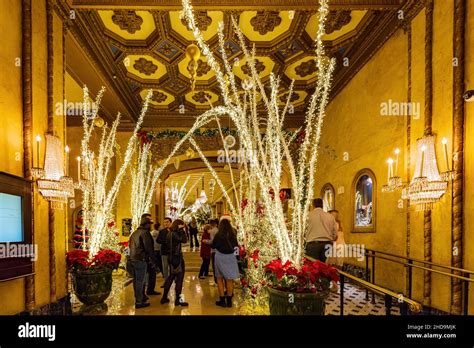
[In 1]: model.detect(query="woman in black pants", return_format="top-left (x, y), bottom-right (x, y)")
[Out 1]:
top-left (160, 219), bottom-right (189, 307)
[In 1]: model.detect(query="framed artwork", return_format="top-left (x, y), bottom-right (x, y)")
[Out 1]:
top-left (320, 183), bottom-right (335, 212)
top-left (352, 169), bottom-right (376, 233)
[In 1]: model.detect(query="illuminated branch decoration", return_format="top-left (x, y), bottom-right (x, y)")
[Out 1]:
top-left (130, 142), bottom-right (156, 231)
top-left (182, 0), bottom-right (335, 269)
top-left (79, 86), bottom-right (152, 256)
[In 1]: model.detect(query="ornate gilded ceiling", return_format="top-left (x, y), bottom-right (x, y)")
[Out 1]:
top-left (60, 0), bottom-right (419, 127)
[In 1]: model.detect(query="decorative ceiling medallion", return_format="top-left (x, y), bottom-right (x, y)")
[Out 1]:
top-left (133, 57), bottom-right (158, 76)
top-left (192, 91), bottom-right (212, 104)
top-left (156, 40), bottom-right (180, 59)
top-left (151, 91), bottom-right (168, 103)
top-left (326, 10), bottom-right (352, 35)
top-left (250, 11), bottom-right (282, 35)
top-left (196, 59), bottom-right (211, 77)
top-left (241, 59), bottom-right (266, 76)
top-left (111, 10), bottom-right (143, 34)
top-left (295, 59), bottom-right (317, 78)
top-left (279, 92), bottom-right (299, 103)
top-left (181, 11), bottom-right (212, 31)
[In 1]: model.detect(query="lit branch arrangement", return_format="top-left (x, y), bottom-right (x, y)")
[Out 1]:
top-left (78, 86), bottom-right (152, 256)
top-left (181, 0), bottom-right (335, 306)
top-left (130, 141), bottom-right (156, 231)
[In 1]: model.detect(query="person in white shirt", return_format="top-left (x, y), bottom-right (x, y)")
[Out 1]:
top-left (305, 198), bottom-right (337, 262)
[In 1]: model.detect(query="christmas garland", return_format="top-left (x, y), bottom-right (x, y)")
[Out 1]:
top-left (136, 128), bottom-right (304, 146)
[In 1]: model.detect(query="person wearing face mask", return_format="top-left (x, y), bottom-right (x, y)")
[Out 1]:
top-left (160, 219), bottom-right (189, 307)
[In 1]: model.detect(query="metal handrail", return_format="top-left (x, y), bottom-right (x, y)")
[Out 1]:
top-left (366, 248), bottom-right (474, 275)
top-left (305, 255), bottom-right (422, 315)
top-left (369, 253), bottom-right (474, 283)
top-left (364, 248), bottom-right (473, 315)
top-left (339, 269), bottom-right (423, 314)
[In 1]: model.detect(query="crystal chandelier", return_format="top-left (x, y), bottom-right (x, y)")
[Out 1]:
top-left (36, 134), bottom-right (74, 209)
top-left (400, 135), bottom-right (448, 211)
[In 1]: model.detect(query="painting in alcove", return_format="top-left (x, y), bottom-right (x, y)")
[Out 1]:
top-left (355, 175), bottom-right (373, 227)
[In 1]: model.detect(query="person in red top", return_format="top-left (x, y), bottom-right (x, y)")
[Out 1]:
top-left (198, 224), bottom-right (212, 279)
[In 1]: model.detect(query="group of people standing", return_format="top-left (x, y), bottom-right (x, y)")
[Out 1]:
top-left (127, 214), bottom-right (240, 310)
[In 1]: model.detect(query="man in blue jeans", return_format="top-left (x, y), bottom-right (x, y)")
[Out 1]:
top-left (129, 214), bottom-right (159, 309)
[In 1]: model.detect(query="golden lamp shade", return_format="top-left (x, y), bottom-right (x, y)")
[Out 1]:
top-left (185, 44), bottom-right (201, 61)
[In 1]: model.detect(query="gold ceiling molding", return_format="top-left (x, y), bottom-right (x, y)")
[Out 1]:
top-left (185, 90), bottom-right (219, 106)
top-left (140, 89), bottom-right (175, 105)
top-left (70, 0), bottom-right (406, 10)
top-left (285, 55), bottom-right (318, 81)
top-left (239, 10), bottom-right (292, 42)
top-left (294, 59), bottom-right (316, 78)
top-left (123, 54), bottom-right (167, 80)
top-left (250, 11), bottom-right (282, 35)
top-left (196, 59), bottom-right (211, 77)
top-left (325, 10), bottom-right (352, 34)
top-left (98, 10), bottom-right (156, 40)
top-left (241, 59), bottom-right (266, 76)
top-left (180, 10), bottom-right (212, 31)
top-left (111, 10), bottom-right (143, 33)
top-left (133, 57), bottom-right (158, 75)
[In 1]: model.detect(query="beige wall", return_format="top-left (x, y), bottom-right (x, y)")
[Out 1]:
top-left (316, 0), bottom-right (472, 313)
top-left (0, 1), bottom-right (67, 314)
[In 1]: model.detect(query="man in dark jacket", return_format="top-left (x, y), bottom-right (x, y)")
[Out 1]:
top-left (129, 214), bottom-right (159, 309)
top-left (156, 217), bottom-right (172, 287)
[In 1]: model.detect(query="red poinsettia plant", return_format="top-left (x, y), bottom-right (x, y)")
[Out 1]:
top-left (264, 258), bottom-right (339, 293)
top-left (66, 249), bottom-right (121, 273)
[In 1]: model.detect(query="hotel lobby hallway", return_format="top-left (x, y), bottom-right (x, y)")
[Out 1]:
top-left (70, 248), bottom-right (401, 316)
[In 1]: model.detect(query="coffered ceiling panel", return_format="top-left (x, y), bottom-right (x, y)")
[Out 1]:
top-left (60, 0), bottom-right (421, 128)
top-left (239, 11), bottom-right (294, 42)
top-left (98, 10), bottom-right (157, 40)
top-left (124, 54), bottom-right (168, 80)
top-left (169, 10), bottom-right (224, 41)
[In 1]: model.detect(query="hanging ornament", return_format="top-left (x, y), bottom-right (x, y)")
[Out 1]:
top-left (186, 44), bottom-right (201, 91)
top-left (93, 116), bottom-right (105, 128)
top-left (185, 147), bottom-right (195, 158)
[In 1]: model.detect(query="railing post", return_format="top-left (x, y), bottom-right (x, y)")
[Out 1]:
top-left (408, 259), bottom-right (413, 299)
top-left (365, 250), bottom-right (369, 301)
top-left (463, 274), bottom-right (469, 315)
top-left (400, 298), bottom-right (408, 316)
top-left (372, 251), bottom-right (376, 304)
top-left (340, 274), bottom-right (345, 316)
top-left (384, 294), bottom-right (392, 316)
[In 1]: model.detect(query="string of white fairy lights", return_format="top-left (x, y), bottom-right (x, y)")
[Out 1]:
top-left (79, 87), bottom-right (153, 256)
top-left (181, 0), bottom-right (335, 267)
top-left (130, 142), bottom-right (155, 231)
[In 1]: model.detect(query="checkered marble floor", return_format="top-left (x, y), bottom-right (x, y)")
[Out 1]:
top-left (325, 281), bottom-right (401, 315)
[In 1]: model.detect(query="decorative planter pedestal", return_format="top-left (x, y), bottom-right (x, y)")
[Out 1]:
top-left (71, 269), bottom-right (113, 311)
top-left (267, 287), bottom-right (329, 315)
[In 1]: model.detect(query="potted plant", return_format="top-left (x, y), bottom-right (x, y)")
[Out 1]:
top-left (66, 249), bottom-right (121, 306)
top-left (263, 258), bottom-right (339, 315)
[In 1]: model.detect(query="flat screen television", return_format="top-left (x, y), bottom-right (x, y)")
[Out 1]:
top-left (0, 192), bottom-right (24, 242)
top-left (0, 172), bottom-right (33, 281)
